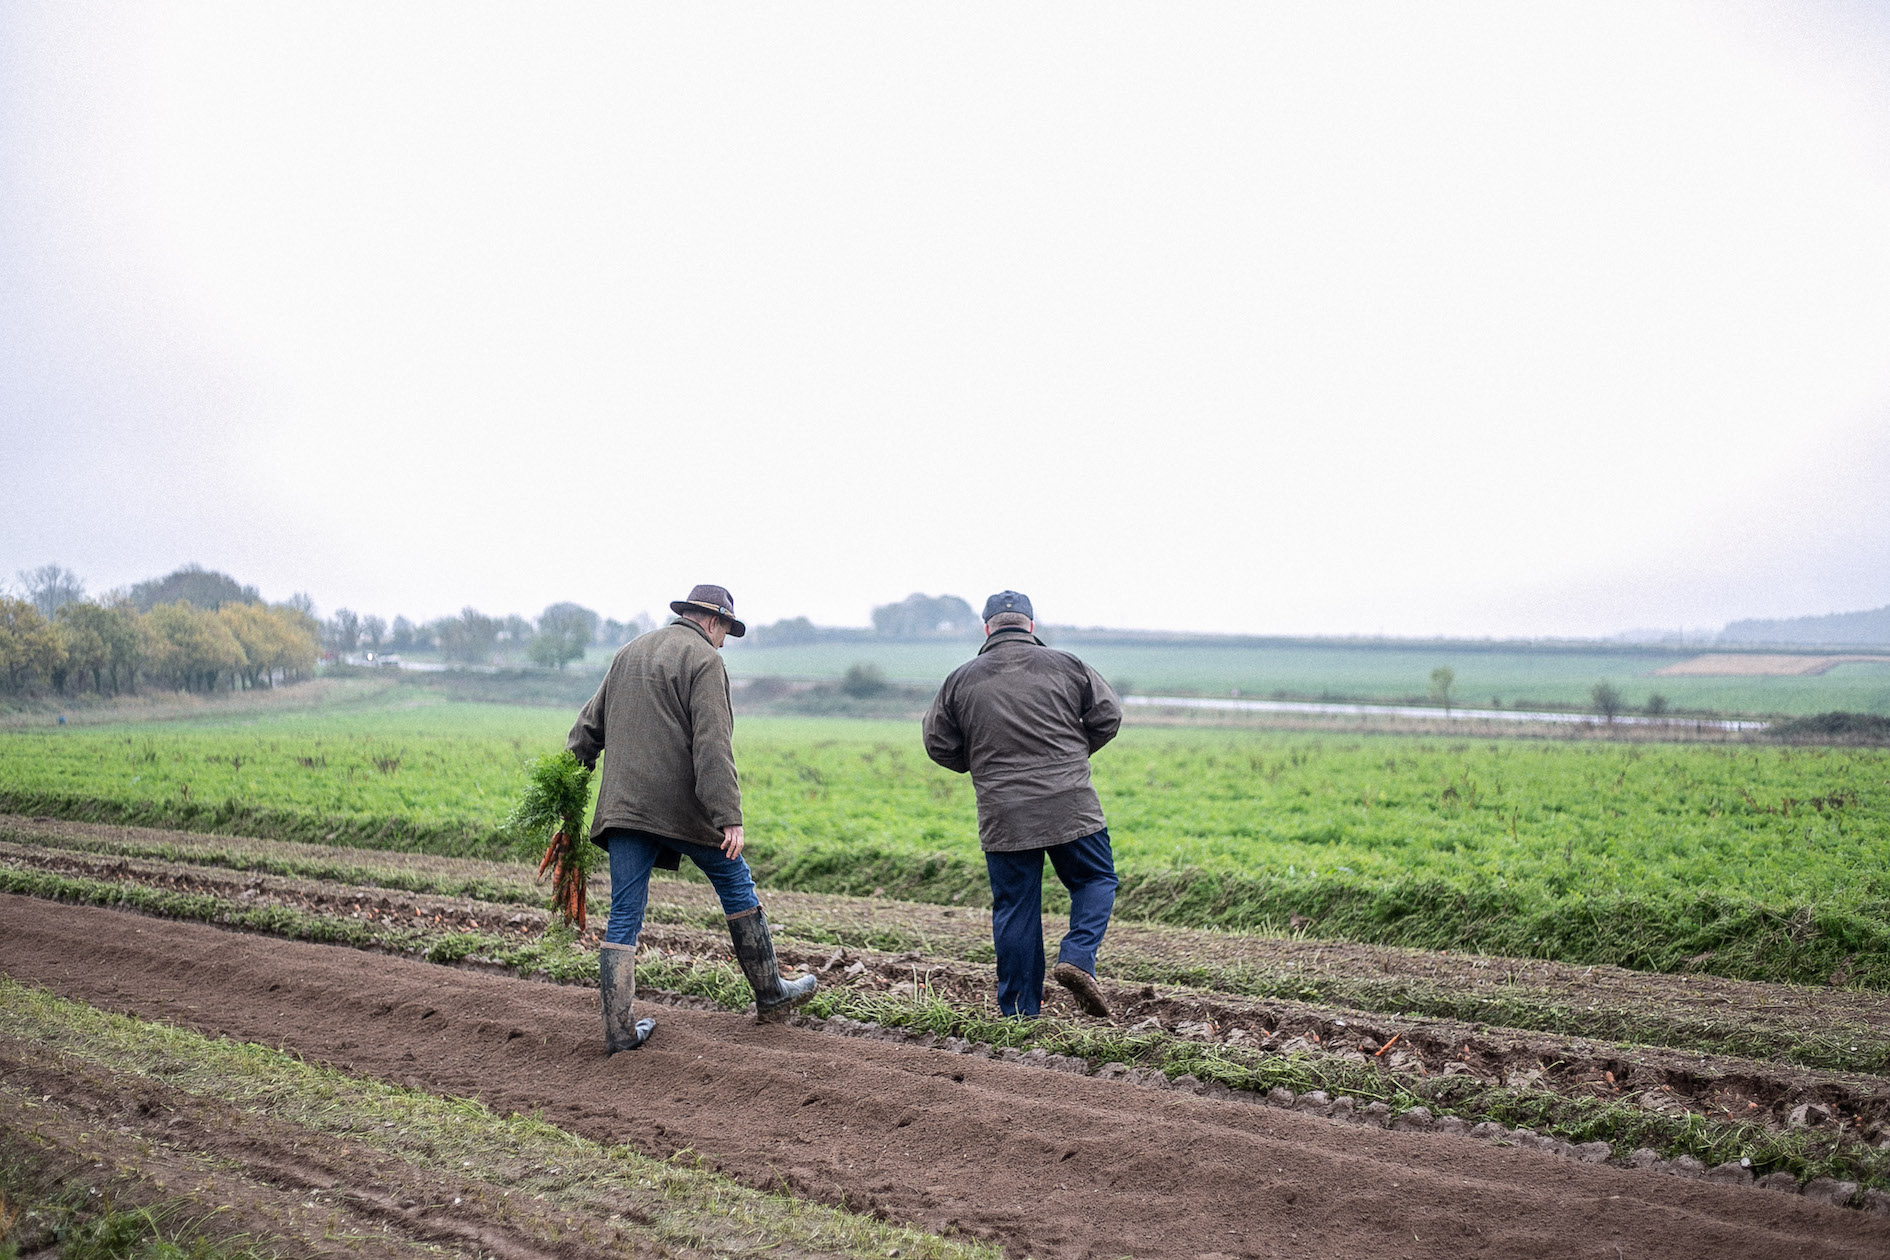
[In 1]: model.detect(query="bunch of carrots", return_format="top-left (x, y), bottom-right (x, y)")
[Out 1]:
top-left (538, 828), bottom-right (588, 928)
top-left (507, 750), bottom-right (597, 930)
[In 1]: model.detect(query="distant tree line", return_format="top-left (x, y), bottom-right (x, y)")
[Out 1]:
top-left (743, 593), bottom-right (981, 647)
top-left (7, 563), bottom-right (1005, 697)
top-left (2, 564), bottom-right (319, 697)
top-left (322, 601), bottom-right (653, 669)
top-left (328, 590), bottom-right (988, 661)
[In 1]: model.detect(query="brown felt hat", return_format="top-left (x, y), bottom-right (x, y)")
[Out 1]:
top-left (669, 584), bottom-right (746, 637)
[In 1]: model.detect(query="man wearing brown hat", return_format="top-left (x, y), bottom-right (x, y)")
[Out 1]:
top-left (568, 584), bottom-right (816, 1052)
top-left (922, 590), bottom-right (1122, 1019)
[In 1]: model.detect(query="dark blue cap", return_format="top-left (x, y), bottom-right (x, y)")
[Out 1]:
top-left (981, 590), bottom-right (1033, 622)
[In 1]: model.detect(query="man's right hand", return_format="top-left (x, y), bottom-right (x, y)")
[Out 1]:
top-left (720, 824), bottom-right (745, 859)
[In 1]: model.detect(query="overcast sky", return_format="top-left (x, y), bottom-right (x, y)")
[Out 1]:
top-left (4, 2), bottom-right (1887, 637)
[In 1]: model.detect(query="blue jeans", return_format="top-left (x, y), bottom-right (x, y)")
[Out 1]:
top-left (984, 828), bottom-right (1118, 1017)
top-left (602, 829), bottom-right (760, 946)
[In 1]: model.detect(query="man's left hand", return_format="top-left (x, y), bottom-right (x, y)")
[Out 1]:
top-left (720, 824), bottom-right (745, 859)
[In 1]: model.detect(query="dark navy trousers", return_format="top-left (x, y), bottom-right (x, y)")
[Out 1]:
top-left (984, 828), bottom-right (1118, 1017)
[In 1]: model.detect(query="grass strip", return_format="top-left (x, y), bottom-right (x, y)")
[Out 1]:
top-left (0, 792), bottom-right (510, 860)
top-left (0, 978), bottom-right (997, 1260)
top-left (10, 790), bottom-right (1885, 992)
top-left (0, 824), bottom-right (541, 906)
top-left (7, 865), bottom-right (1883, 1193)
top-left (0, 1077), bottom-right (291, 1260)
top-left (0, 865), bottom-right (593, 979)
top-left (0, 1162), bottom-right (274, 1260)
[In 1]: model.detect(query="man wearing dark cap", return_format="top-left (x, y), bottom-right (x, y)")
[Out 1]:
top-left (568, 584), bottom-right (816, 1052)
top-left (922, 591), bottom-right (1122, 1018)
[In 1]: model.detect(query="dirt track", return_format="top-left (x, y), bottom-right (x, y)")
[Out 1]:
top-left (1655, 654), bottom-right (1890, 678)
top-left (4, 897), bottom-right (1884, 1259)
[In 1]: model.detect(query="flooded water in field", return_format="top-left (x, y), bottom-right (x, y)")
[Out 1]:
top-left (1122, 694), bottom-right (1768, 731)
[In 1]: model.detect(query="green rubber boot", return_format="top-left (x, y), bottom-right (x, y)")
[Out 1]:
top-left (600, 941), bottom-right (656, 1053)
top-left (727, 906), bottom-right (818, 1021)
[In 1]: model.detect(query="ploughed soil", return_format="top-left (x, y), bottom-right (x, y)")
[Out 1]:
top-left (13, 814), bottom-right (1888, 1050)
top-left (12, 834), bottom-right (1890, 1134)
top-left (8, 815), bottom-right (1890, 1138)
top-left (5, 897), bottom-right (1887, 1260)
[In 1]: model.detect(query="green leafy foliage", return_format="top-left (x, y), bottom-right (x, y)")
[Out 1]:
top-left (4, 700), bottom-right (1888, 985)
top-left (504, 749), bottom-right (596, 925)
top-left (504, 749), bottom-right (593, 857)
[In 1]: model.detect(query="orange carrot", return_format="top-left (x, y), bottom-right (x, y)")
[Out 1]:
top-left (1373, 1034), bottom-right (1401, 1058)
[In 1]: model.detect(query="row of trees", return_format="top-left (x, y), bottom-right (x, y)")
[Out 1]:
top-left (4, 563), bottom-right (319, 697)
top-left (1, 594), bottom-right (318, 696)
top-left (16, 566), bottom-right (999, 689)
top-left (6, 561), bottom-right (654, 693)
top-left (337, 590), bottom-right (989, 660)
top-left (321, 603), bottom-right (654, 669)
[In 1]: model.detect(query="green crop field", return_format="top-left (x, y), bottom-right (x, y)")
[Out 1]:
top-left (2, 687), bottom-right (1885, 988)
top-left (717, 638), bottom-right (1890, 717)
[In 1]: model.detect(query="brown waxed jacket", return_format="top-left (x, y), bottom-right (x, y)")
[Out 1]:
top-left (567, 619), bottom-right (741, 857)
top-left (921, 628), bottom-right (1122, 852)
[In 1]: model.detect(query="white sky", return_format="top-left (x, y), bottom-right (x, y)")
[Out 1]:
top-left (3, 2), bottom-right (1888, 637)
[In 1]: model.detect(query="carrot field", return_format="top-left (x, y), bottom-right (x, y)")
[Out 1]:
top-left (2, 688), bottom-right (1885, 987)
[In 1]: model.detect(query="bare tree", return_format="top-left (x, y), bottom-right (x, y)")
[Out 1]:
top-left (438, 608), bottom-right (500, 663)
top-left (1591, 681), bottom-right (1624, 722)
top-left (18, 564), bottom-right (85, 617)
top-left (327, 608), bottom-right (362, 654)
top-left (360, 614), bottom-right (387, 651)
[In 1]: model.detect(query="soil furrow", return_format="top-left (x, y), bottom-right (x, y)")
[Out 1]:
top-left (3, 895), bottom-right (1886, 1260)
top-left (9, 814), bottom-right (1887, 1075)
top-left (8, 836), bottom-right (1889, 1142)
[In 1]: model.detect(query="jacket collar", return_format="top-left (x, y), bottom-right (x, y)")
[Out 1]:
top-left (670, 616), bottom-right (716, 647)
top-left (977, 627), bottom-right (1044, 655)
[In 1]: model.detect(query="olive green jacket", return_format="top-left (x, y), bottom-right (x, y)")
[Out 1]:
top-left (567, 619), bottom-right (741, 854)
top-left (921, 628), bottom-right (1121, 852)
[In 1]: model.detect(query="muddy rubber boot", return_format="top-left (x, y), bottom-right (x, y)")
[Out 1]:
top-left (599, 941), bottom-right (656, 1053)
top-left (727, 906), bottom-right (817, 1021)
top-left (1052, 961), bottom-right (1113, 1018)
